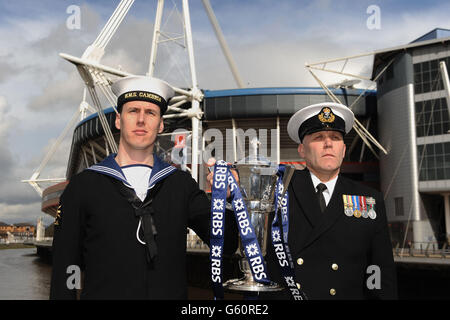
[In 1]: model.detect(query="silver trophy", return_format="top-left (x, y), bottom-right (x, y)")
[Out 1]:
top-left (224, 138), bottom-right (294, 292)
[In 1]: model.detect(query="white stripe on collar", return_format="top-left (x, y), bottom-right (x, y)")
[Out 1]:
top-left (148, 165), bottom-right (177, 188)
top-left (89, 164), bottom-right (129, 185)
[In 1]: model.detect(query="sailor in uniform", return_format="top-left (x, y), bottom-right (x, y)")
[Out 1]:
top-left (264, 102), bottom-right (397, 300)
top-left (50, 76), bottom-right (237, 299)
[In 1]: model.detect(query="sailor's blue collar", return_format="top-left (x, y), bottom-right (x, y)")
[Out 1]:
top-left (87, 153), bottom-right (177, 188)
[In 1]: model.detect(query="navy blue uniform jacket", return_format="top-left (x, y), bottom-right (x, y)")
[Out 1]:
top-left (264, 169), bottom-right (397, 300)
top-left (50, 154), bottom-right (237, 300)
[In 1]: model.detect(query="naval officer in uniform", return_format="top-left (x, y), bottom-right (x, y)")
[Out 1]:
top-left (50, 76), bottom-right (237, 299)
top-left (264, 102), bottom-right (397, 300)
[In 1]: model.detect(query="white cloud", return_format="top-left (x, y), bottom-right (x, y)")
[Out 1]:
top-left (0, 202), bottom-right (47, 225)
top-left (0, 96), bottom-right (16, 178)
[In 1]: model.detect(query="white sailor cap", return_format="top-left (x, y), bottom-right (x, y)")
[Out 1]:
top-left (287, 102), bottom-right (354, 143)
top-left (111, 75), bottom-right (174, 114)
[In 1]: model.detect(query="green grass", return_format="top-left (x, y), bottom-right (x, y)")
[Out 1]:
top-left (0, 243), bottom-right (35, 250)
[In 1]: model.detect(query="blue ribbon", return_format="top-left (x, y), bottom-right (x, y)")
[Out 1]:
top-left (271, 165), bottom-right (306, 300)
top-left (210, 160), bottom-right (270, 299)
top-left (353, 195), bottom-right (361, 214)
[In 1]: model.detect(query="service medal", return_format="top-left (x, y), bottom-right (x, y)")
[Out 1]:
top-left (342, 195), bottom-right (349, 216)
top-left (352, 195), bottom-right (361, 218)
top-left (360, 196), bottom-right (368, 218)
top-left (343, 195), bottom-right (353, 216)
top-left (366, 197), bottom-right (377, 219)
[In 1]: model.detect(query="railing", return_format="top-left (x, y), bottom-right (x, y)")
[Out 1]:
top-left (0, 237), bottom-right (33, 244)
top-left (35, 237), bottom-right (53, 242)
top-left (393, 242), bottom-right (450, 259)
top-left (0, 237), bottom-right (53, 244)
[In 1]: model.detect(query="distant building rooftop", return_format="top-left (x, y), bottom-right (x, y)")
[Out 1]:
top-left (14, 222), bottom-right (35, 227)
top-left (410, 28), bottom-right (450, 44)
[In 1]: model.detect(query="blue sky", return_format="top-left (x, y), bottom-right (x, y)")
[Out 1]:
top-left (0, 0), bottom-right (450, 224)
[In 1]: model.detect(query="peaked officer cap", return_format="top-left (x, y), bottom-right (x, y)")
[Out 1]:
top-left (287, 102), bottom-right (354, 143)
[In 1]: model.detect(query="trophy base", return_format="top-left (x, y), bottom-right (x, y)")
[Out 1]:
top-left (224, 276), bottom-right (283, 292)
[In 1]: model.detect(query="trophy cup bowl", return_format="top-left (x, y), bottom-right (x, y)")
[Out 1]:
top-left (223, 140), bottom-right (283, 292)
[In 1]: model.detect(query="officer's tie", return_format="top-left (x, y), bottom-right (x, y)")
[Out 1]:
top-left (316, 183), bottom-right (327, 212)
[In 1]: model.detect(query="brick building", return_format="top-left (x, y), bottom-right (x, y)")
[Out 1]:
top-left (0, 222), bottom-right (35, 239)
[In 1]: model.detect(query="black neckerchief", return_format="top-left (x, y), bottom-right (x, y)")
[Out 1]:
top-left (111, 178), bottom-right (163, 268)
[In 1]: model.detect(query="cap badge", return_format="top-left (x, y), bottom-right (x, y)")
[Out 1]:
top-left (318, 107), bottom-right (335, 123)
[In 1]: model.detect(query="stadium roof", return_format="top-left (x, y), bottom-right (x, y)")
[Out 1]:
top-left (203, 87), bottom-right (375, 98)
top-left (76, 86), bottom-right (376, 127)
top-left (372, 28), bottom-right (450, 78)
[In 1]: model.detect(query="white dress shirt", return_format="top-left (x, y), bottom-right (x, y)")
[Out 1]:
top-left (309, 172), bottom-right (338, 206)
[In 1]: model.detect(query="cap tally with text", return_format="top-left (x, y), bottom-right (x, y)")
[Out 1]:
top-left (111, 75), bottom-right (174, 114)
top-left (287, 102), bottom-right (354, 143)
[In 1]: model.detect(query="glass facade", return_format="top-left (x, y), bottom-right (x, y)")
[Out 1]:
top-left (415, 98), bottom-right (450, 137)
top-left (417, 142), bottom-right (450, 181)
top-left (414, 54), bottom-right (450, 181)
top-left (413, 57), bottom-right (450, 94)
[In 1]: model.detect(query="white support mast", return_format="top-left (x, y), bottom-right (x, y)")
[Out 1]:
top-left (305, 51), bottom-right (392, 156)
top-left (201, 0), bottom-right (245, 88)
top-left (21, 95), bottom-right (94, 196)
top-left (182, 0), bottom-right (203, 182)
top-left (25, 0), bottom-right (246, 196)
top-left (148, 0), bottom-right (165, 77)
top-left (201, 0), bottom-right (245, 165)
top-left (439, 61), bottom-right (450, 132)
